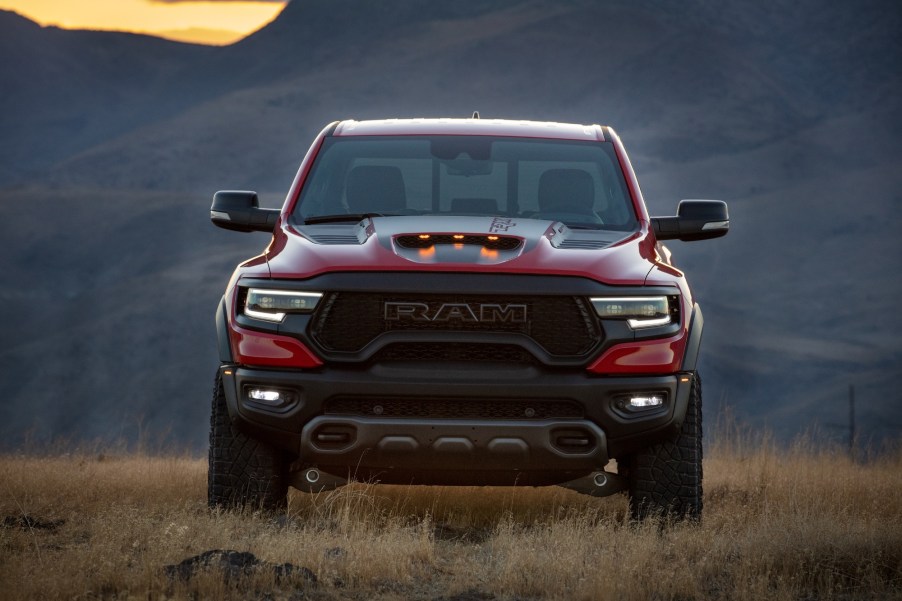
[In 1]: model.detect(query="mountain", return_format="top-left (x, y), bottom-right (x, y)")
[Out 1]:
top-left (0, 10), bottom-right (220, 183)
top-left (0, 0), bottom-right (900, 450)
top-left (5, 0), bottom-right (899, 190)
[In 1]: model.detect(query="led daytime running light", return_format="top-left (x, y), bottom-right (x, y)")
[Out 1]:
top-left (590, 296), bottom-right (672, 329)
top-left (244, 289), bottom-right (323, 323)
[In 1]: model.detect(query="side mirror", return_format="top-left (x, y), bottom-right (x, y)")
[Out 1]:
top-left (210, 190), bottom-right (280, 233)
top-left (652, 200), bottom-right (729, 241)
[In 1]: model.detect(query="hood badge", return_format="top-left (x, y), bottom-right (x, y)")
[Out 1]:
top-left (489, 217), bottom-right (516, 233)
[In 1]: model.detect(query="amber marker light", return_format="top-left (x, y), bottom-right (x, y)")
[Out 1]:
top-left (452, 234), bottom-right (465, 240)
top-left (418, 234), bottom-right (431, 240)
top-left (487, 235), bottom-right (499, 241)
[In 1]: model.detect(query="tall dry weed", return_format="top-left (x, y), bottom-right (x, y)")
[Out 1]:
top-left (1, 440), bottom-right (900, 600)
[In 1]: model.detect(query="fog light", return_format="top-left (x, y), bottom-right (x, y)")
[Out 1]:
top-left (629, 395), bottom-right (663, 408)
top-left (248, 388), bottom-right (283, 404)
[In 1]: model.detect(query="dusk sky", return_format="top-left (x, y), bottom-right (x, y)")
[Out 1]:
top-left (0, 0), bottom-right (288, 44)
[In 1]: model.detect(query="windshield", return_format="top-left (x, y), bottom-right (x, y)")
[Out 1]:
top-left (292, 135), bottom-right (637, 230)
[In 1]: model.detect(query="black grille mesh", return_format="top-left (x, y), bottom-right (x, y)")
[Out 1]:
top-left (373, 342), bottom-right (537, 365)
top-left (324, 397), bottom-right (584, 420)
top-left (310, 293), bottom-right (600, 356)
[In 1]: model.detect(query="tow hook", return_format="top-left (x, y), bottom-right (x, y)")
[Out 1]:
top-left (558, 470), bottom-right (627, 497)
top-left (290, 467), bottom-right (348, 493)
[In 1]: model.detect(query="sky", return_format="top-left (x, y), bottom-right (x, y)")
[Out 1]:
top-left (0, 0), bottom-right (288, 45)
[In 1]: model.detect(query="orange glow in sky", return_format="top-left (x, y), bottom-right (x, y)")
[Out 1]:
top-left (0, 0), bottom-right (287, 45)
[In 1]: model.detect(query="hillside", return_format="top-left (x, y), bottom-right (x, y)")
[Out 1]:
top-left (0, 10), bottom-right (213, 183)
top-left (0, 0), bottom-right (900, 448)
top-left (6, 0), bottom-right (901, 191)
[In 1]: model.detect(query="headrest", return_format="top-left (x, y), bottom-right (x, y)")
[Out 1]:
top-left (346, 165), bottom-right (407, 213)
top-left (538, 168), bottom-right (594, 212)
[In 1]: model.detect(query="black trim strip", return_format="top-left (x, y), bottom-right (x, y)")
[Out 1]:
top-left (216, 297), bottom-right (233, 363)
top-left (680, 304), bottom-right (704, 371)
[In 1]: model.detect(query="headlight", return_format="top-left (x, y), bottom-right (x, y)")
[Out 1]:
top-left (590, 296), bottom-right (671, 329)
top-left (244, 288), bottom-right (323, 323)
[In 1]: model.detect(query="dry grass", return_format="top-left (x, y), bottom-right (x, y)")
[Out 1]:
top-left (1, 439), bottom-right (901, 600)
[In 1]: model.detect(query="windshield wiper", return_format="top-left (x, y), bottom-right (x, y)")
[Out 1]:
top-left (304, 213), bottom-right (393, 225)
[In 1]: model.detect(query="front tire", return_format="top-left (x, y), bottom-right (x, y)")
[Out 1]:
top-left (208, 371), bottom-right (288, 510)
top-left (624, 373), bottom-right (703, 521)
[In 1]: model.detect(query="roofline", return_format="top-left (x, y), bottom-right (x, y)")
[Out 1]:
top-left (331, 118), bottom-right (609, 142)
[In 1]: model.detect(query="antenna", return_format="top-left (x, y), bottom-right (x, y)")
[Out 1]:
top-left (472, 111), bottom-right (480, 119)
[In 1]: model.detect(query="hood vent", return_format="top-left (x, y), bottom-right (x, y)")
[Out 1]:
top-left (555, 238), bottom-right (611, 250)
top-left (308, 234), bottom-right (362, 245)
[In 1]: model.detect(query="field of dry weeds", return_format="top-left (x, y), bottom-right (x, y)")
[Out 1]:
top-left (1, 435), bottom-right (901, 601)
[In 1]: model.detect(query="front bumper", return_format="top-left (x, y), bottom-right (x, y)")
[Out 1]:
top-left (220, 363), bottom-right (693, 485)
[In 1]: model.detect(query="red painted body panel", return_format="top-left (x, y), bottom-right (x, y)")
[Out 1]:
top-left (587, 334), bottom-right (688, 375)
top-left (229, 324), bottom-right (323, 368)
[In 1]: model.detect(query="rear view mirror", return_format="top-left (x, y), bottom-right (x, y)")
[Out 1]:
top-left (443, 158), bottom-right (494, 176)
top-left (210, 190), bottom-right (280, 233)
top-left (652, 200), bottom-right (729, 241)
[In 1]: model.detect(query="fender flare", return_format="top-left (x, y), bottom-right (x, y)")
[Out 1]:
top-left (215, 296), bottom-right (234, 363)
top-left (680, 303), bottom-right (704, 372)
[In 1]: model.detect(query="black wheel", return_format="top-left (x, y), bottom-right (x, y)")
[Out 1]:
top-left (208, 371), bottom-right (288, 511)
top-left (624, 373), bottom-right (703, 521)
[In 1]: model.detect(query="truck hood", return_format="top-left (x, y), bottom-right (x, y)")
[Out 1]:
top-left (265, 216), bottom-right (658, 285)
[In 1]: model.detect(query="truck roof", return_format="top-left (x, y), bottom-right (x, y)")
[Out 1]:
top-left (332, 118), bottom-right (608, 141)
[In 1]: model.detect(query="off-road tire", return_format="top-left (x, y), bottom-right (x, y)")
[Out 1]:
top-left (208, 371), bottom-right (288, 511)
top-left (624, 373), bottom-right (703, 521)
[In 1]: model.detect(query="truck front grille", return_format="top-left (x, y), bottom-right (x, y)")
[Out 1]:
top-left (310, 292), bottom-right (601, 357)
top-left (373, 342), bottom-right (538, 365)
top-left (324, 397), bottom-right (584, 420)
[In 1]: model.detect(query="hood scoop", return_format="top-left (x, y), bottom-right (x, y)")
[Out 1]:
top-left (391, 231), bottom-right (526, 265)
top-left (396, 234), bottom-right (522, 251)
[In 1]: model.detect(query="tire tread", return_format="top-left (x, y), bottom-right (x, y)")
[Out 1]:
top-left (207, 371), bottom-right (288, 510)
top-left (626, 373), bottom-right (703, 521)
